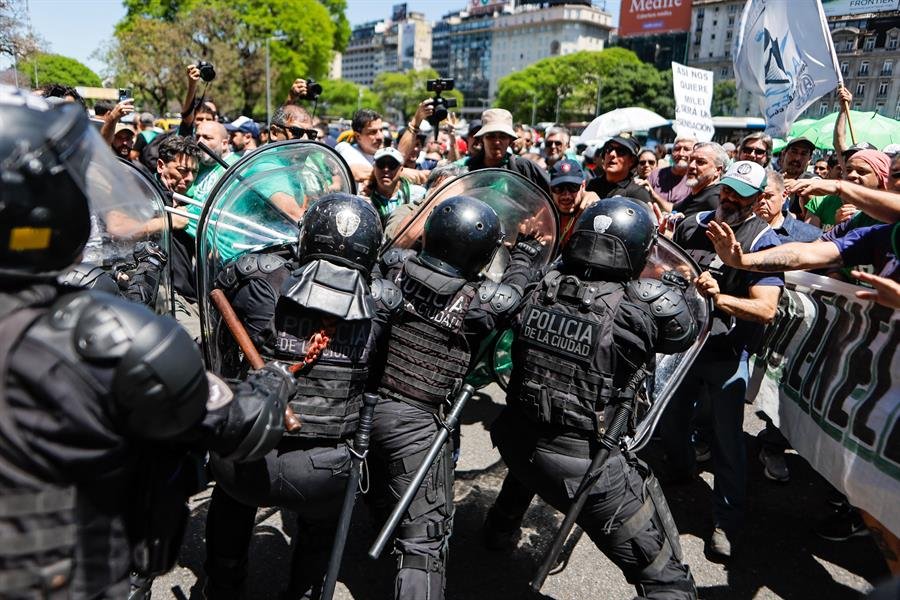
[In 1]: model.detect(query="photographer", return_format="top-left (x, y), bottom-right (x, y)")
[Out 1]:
top-left (284, 78), bottom-right (322, 106)
top-left (99, 97), bottom-right (134, 146)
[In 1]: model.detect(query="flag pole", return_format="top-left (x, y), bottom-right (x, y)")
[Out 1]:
top-left (839, 84), bottom-right (857, 145)
top-left (820, 0), bottom-right (856, 145)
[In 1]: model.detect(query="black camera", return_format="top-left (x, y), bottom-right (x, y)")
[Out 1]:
top-left (425, 78), bottom-right (457, 127)
top-left (304, 79), bottom-right (322, 101)
top-left (197, 61), bottom-right (216, 82)
top-left (118, 88), bottom-right (131, 103)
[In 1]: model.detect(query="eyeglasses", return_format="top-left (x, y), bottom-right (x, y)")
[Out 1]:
top-left (271, 123), bottom-right (318, 140)
top-left (741, 146), bottom-right (767, 157)
top-left (604, 144), bottom-right (629, 156)
top-left (546, 140), bottom-right (565, 147)
top-left (638, 159), bottom-right (656, 165)
top-left (552, 183), bottom-right (580, 194)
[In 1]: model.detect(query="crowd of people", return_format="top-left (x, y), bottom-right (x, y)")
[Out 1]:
top-left (0, 66), bottom-right (897, 600)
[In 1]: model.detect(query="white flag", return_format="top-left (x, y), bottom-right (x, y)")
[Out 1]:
top-left (733, 0), bottom-right (841, 138)
top-left (671, 62), bottom-right (715, 142)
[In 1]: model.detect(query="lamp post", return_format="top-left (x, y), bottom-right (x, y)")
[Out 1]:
top-left (531, 90), bottom-right (538, 126)
top-left (555, 86), bottom-right (568, 124)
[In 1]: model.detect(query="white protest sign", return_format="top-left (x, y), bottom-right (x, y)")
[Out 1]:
top-left (671, 61), bottom-right (714, 142)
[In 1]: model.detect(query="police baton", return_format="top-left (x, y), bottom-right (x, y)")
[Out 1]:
top-left (320, 393), bottom-right (378, 600)
top-left (368, 383), bottom-right (476, 559)
top-left (209, 289), bottom-right (301, 431)
top-left (529, 397), bottom-right (634, 592)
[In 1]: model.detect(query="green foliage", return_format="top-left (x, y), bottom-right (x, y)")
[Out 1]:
top-left (109, 0), bottom-right (339, 116)
top-left (372, 68), bottom-right (464, 122)
top-left (318, 79), bottom-right (382, 119)
top-left (22, 53), bottom-right (101, 88)
top-left (495, 48), bottom-right (673, 125)
top-left (713, 80), bottom-right (737, 116)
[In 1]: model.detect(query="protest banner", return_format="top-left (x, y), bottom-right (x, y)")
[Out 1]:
top-left (671, 61), bottom-right (714, 142)
top-left (733, 0), bottom-right (841, 137)
top-left (750, 270), bottom-right (899, 537)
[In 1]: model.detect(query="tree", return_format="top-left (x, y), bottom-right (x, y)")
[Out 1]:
top-left (108, 0), bottom-right (338, 116)
top-left (495, 48), bottom-right (674, 125)
top-left (21, 53), bottom-right (102, 88)
top-left (713, 80), bottom-right (737, 116)
top-left (318, 79), bottom-right (382, 119)
top-left (0, 0), bottom-right (42, 66)
top-left (372, 68), bottom-right (463, 123)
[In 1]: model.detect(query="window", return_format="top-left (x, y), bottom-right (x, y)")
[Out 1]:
top-left (845, 39), bottom-right (855, 52)
top-left (889, 34), bottom-right (899, 50)
top-left (725, 49), bottom-right (731, 57)
top-left (854, 101), bottom-right (863, 110)
top-left (856, 82), bottom-right (865, 95)
top-left (713, 20), bottom-right (718, 26)
top-left (896, 102), bottom-right (900, 119)
top-left (883, 60), bottom-right (894, 76)
top-left (841, 61), bottom-right (849, 75)
top-left (694, 33), bottom-right (701, 44)
top-left (726, 31), bottom-right (732, 41)
top-left (859, 61), bottom-right (869, 75)
top-left (878, 81), bottom-right (889, 96)
top-left (708, 51), bottom-right (713, 57)
top-left (864, 36), bottom-right (876, 51)
top-left (819, 102), bottom-right (828, 116)
top-left (876, 102), bottom-right (885, 114)
top-left (697, 8), bottom-right (704, 17)
top-left (711, 33), bottom-right (716, 40)
top-left (720, 67), bottom-right (729, 77)
top-left (728, 16), bottom-right (735, 26)
top-left (693, 51), bottom-right (699, 60)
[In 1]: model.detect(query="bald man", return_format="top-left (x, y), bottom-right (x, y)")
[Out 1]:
top-left (188, 120), bottom-right (238, 203)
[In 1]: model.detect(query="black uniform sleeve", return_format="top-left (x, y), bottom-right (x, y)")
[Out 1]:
top-left (229, 278), bottom-right (279, 341)
top-left (624, 181), bottom-right (654, 205)
top-left (613, 300), bottom-right (658, 384)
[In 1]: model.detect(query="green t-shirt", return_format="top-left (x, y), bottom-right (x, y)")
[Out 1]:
top-left (804, 194), bottom-right (842, 230)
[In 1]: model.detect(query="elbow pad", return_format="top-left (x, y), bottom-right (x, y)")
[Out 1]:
top-left (626, 277), bottom-right (698, 354)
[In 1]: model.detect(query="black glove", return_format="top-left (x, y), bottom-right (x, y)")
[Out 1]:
top-left (133, 241), bottom-right (168, 268)
top-left (218, 361), bottom-right (296, 462)
top-left (512, 234), bottom-right (543, 259)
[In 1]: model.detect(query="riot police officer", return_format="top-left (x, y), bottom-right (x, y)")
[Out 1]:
top-left (203, 193), bottom-right (398, 599)
top-left (485, 196), bottom-right (700, 599)
top-left (0, 89), bottom-right (294, 598)
top-left (369, 195), bottom-right (541, 600)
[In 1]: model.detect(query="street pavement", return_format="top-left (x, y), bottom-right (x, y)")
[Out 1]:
top-left (155, 382), bottom-right (889, 599)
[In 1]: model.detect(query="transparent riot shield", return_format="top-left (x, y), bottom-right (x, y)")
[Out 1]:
top-left (384, 168), bottom-right (560, 280)
top-left (80, 157), bottom-right (174, 315)
top-left (629, 237), bottom-right (712, 452)
top-left (196, 140), bottom-right (355, 372)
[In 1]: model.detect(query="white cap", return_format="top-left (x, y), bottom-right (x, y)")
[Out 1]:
top-left (882, 143), bottom-right (900, 156)
top-left (373, 147), bottom-right (405, 166)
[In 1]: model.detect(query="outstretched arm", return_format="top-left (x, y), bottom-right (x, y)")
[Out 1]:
top-left (786, 178), bottom-right (900, 223)
top-left (706, 221), bottom-right (843, 272)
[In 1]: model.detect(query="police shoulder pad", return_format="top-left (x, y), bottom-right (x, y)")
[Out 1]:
top-left (371, 277), bottom-right (403, 311)
top-left (70, 290), bottom-right (160, 361)
top-left (381, 248), bottom-right (416, 269)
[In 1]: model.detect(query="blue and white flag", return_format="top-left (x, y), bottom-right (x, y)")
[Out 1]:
top-left (734, 0), bottom-right (841, 138)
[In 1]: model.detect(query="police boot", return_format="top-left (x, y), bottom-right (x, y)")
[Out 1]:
top-left (481, 474), bottom-right (533, 551)
top-left (202, 556), bottom-right (247, 600)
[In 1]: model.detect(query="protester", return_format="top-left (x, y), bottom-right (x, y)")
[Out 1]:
top-left (660, 160), bottom-right (784, 560)
top-left (541, 126), bottom-right (570, 170)
top-left (756, 171), bottom-right (822, 243)
top-left (648, 135), bottom-right (696, 212)
top-left (548, 158), bottom-right (588, 244)
top-left (111, 127), bottom-right (135, 159)
top-left (737, 132), bottom-right (773, 167)
top-left (225, 116), bottom-right (260, 157)
top-left (336, 108), bottom-right (384, 180)
top-left (804, 149), bottom-right (891, 230)
top-left (585, 133), bottom-right (652, 205)
top-left (636, 148), bottom-right (657, 180)
top-left (188, 120), bottom-right (237, 204)
top-left (722, 141), bottom-right (736, 161)
top-left (814, 159), bottom-right (830, 178)
top-left (365, 147), bottom-right (426, 224)
top-left (675, 142), bottom-right (728, 217)
top-left (464, 108), bottom-right (550, 193)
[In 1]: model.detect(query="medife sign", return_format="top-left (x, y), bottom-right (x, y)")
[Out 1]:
top-left (618, 0), bottom-right (693, 38)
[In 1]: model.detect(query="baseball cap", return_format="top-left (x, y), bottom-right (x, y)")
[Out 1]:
top-left (225, 115), bottom-right (261, 140)
top-left (720, 160), bottom-right (767, 197)
top-left (843, 141), bottom-right (878, 158)
top-left (882, 143), bottom-right (900, 157)
top-left (549, 159), bottom-right (585, 187)
top-left (784, 136), bottom-right (815, 152)
top-left (373, 147), bottom-right (405, 166)
top-left (601, 133), bottom-right (640, 158)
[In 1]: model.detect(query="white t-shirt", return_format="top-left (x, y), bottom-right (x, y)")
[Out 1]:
top-left (335, 141), bottom-right (373, 166)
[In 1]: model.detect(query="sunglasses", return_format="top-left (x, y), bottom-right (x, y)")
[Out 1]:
top-left (545, 140), bottom-right (565, 147)
top-left (375, 159), bottom-right (401, 170)
top-left (552, 183), bottom-right (581, 193)
top-left (271, 123), bottom-right (318, 140)
top-left (638, 159), bottom-right (656, 165)
top-left (604, 144), bottom-right (630, 156)
top-left (741, 146), bottom-right (767, 156)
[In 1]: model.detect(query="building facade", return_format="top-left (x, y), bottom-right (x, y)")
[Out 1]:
top-left (341, 12), bottom-right (432, 87)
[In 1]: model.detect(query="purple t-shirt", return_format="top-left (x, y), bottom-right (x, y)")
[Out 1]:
top-left (648, 166), bottom-right (692, 206)
top-left (831, 222), bottom-right (899, 281)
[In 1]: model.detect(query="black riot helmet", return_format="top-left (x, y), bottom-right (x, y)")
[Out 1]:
top-left (562, 196), bottom-right (657, 280)
top-left (297, 192), bottom-right (383, 272)
top-left (0, 89), bottom-right (94, 276)
top-left (419, 195), bottom-right (504, 280)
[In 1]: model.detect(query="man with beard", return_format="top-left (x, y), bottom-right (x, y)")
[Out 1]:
top-left (188, 120), bottom-right (237, 204)
top-left (779, 137), bottom-right (816, 218)
top-left (541, 126), bottom-right (570, 170)
top-left (586, 134), bottom-right (652, 205)
top-left (548, 158), bottom-right (588, 244)
top-left (111, 127), bottom-right (134, 159)
top-left (648, 135), bottom-right (696, 212)
top-left (660, 160), bottom-right (783, 560)
top-left (677, 142), bottom-right (728, 218)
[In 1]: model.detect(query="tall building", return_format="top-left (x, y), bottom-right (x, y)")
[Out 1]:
top-left (341, 7), bottom-right (432, 87)
top-left (685, 0), bottom-right (748, 114)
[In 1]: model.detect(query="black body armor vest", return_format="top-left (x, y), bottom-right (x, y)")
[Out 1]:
top-left (507, 271), bottom-right (626, 435)
top-left (378, 259), bottom-right (476, 412)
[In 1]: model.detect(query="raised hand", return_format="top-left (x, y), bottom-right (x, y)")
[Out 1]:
top-left (706, 220), bottom-right (745, 268)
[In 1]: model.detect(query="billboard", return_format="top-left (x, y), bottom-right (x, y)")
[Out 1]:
top-left (822, 0), bottom-right (900, 16)
top-left (468, 0), bottom-right (508, 16)
top-left (619, 0), bottom-right (693, 38)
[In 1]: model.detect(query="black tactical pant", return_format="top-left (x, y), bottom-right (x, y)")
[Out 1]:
top-left (491, 407), bottom-right (697, 600)
top-left (205, 439), bottom-right (351, 599)
top-left (367, 398), bottom-right (454, 600)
